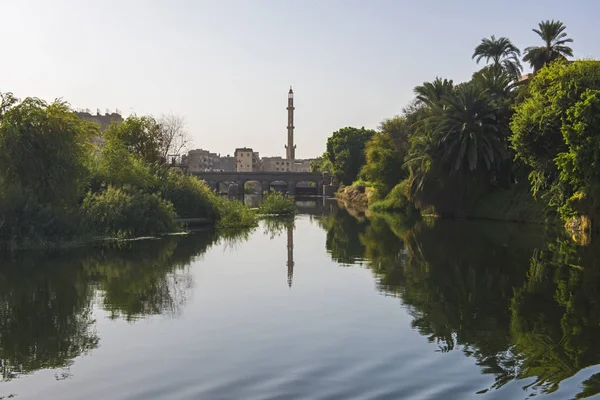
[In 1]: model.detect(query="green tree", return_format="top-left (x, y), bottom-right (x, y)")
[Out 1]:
top-left (310, 153), bottom-right (333, 173)
top-left (510, 60), bottom-right (600, 219)
top-left (523, 20), bottom-right (574, 72)
top-left (435, 84), bottom-right (506, 174)
top-left (472, 35), bottom-right (522, 78)
top-left (414, 77), bottom-right (454, 108)
top-left (325, 126), bottom-right (376, 185)
top-left (378, 115), bottom-right (412, 153)
top-left (103, 116), bottom-right (163, 165)
top-left (0, 97), bottom-right (94, 207)
top-left (360, 133), bottom-right (405, 196)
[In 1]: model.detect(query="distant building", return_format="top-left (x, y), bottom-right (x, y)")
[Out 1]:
top-left (216, 155), bottom-right (235, 172)
top-left (182, 149), bottom-right (220, 172)
top-left (235, 148), bottom-right (261, 172)
top-left (262, 157), bottom-right (314, 172)
top-left (76, 109), bottom-right (123, 147)
top-left (292, 159), bottom-right (313, 173)
top-left (262, 156), bottom-right (293, 172)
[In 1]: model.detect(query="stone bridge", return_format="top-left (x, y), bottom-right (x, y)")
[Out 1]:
top-left (190, 171), bottom-right (325, 195)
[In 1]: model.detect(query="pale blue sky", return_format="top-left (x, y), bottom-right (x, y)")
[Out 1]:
top-left (1, 0), bottom-right (599, 158)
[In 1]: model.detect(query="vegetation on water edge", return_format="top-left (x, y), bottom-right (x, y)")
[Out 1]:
top-left (370, 182), bottom-right (419, 218)
top-left (0, 93), bottom-right (256, 249)
top-left (258, 191), bottom-right (297, 216)
top-left (317, 20), bottom-right (600, 237)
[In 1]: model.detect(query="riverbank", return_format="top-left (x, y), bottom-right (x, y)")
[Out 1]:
top-left (335, 181), bottom-right (559, 227)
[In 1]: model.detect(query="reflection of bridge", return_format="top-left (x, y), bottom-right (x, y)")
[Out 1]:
top-left (191, 171), bottom-right (324, 196)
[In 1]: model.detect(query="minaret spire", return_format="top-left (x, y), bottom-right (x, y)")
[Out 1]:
top-left (285, 86), bottom-right (296, 160)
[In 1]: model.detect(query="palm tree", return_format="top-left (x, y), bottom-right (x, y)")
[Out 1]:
top-left (414, 78), bottom-right (454, 108)
top-left (523, 20), bottom-right (574, 72)
top-left (472, 66), bottom-right (515, 99)
top-left (472, 35), bottom-right (523, 78)
top-left (435, 85), bottom-right (506, 173)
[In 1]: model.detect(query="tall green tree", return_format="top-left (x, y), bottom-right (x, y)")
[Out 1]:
top-left (414, 77), bottom-right (454, 108)
top-left (325, 126), bottom-right (376, 185)
top-left (510, 60), bottom-right (600, 220)
top-left (435, 84), bottom-right (506, 173)
top-left (103, 116), bottom-right (163, 165)
top-left (0, 96), bottom-right (94, 207)
top-left (523, 20), bottom-right (574, 72)
top-left (378, 115), bottom-right (412, 153)
top-left (360, 133), bottom-right (405, 196)
top-left (472, 35), bottom-right (523, 78)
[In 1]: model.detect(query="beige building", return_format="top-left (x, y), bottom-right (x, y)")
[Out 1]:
top-left (262, 156), bottom-right (293, 172)
top-left (261, 157), bottom-right (314, 172)
top-left (235, 148), bottom-right (261, 172)
top-left (292, 159), bottom-right (313, 172)
top-left (76, 109), bottom-right (123, 147)
top-left (183, 149), bottom-right (220, 173)
top-left (216, 155), bottom-right (235, 172)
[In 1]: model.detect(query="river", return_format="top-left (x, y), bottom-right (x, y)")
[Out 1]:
top-left (1, 198), bottom-right (600, 399)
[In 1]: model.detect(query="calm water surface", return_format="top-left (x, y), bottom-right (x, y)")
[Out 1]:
top-left (2, 199), bottom-right (600, 399)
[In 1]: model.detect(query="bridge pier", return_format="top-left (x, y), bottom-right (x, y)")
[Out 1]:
top-left (261, 180), bottom-right (270, 194)
top-left (288, 181), bottom-right (296, 196)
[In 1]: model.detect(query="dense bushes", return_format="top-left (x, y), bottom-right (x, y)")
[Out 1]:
top-left (158, 169), bottom-right (219, 219)
top-left (370, 181), bottom-right (419, 217)
top-left (258, 191), bottom-right (297, 216)
top-left (81, 186), bottom-right (178, 237)
top-left (213, 197), bottom-right (257, 229)
top-left (0, 93), bottom-right (258, 248)
top-left (511, 60), bottom-right (600, 222)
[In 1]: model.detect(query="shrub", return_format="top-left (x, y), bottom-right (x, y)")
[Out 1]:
top-left (258, 191), bottom-right (297, 215)
top-left (370, 181), bottom-right (420, 217)
top-left (159, 170), bottom-right (219, 219)
top-left (213, 196), bottom-right (257, 229)
top-left (0, 184), bottom-right (82, 248)
top-left (82, 186), bottom-right (178, 237)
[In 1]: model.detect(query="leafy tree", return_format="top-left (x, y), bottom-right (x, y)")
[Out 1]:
top-left (103, 116), bottom-right (163, 165)
top-left (510, 60), bottom-right (600, 220)
top-left (0, 96), bottom-right (95, 208)
top-left (325, 126), bottom-right (375, 185)
top-left (378, 115), bottom-right (411, 153)
top-left (310, 153), bottom-right (333, 173)
top-left (472, 35), bottom-right (522, 78)
top-left (523, 20), bottom-right (574, 72)
top-left (360, 133), bottom-right (405, 196)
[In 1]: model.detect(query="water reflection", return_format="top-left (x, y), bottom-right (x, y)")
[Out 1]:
top-left (0, 230), bottom-right (232, 381)
top-left (315, 206), bottom-right (600, 398)
top-left (263, 217), bottom-right (296, 288)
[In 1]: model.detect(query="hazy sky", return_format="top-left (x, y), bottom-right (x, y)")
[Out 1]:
top-left (2, 0), bottom-right (599, 158)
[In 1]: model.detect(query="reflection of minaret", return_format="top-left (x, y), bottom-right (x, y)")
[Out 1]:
top-left (285, 86), bottom-right (296, 160)
top-left (286, 224), bottom-right (294, 288)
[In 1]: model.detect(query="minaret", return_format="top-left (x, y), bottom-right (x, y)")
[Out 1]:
top-left (285, 86), bottom-right (296, 160)
top-left (286, 223), bottom-right (294, 288)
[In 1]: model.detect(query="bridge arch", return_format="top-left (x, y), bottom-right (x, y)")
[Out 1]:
top-left (192, 171), bottom-right (325, 196)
